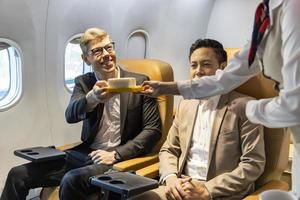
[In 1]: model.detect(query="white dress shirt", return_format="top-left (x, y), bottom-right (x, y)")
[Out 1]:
top-left (184, 95), bottom-right (220, 180)
top-left (163, 95), bottom-right (220, 183)
top-left (89, 67), bottom-right (121, 150)
top-left (89, 94), bottom-right (121, 150)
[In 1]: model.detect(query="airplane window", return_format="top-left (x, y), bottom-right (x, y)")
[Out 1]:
top-left (0, 46), bottom-right (9, 100)
top-left (0, 40), bottom-right (22, 111)
top-left (64, 35), bottom-right (91, 92)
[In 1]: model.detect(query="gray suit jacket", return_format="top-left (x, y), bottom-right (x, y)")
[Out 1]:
top-left (159, 91), bottom-right (265, 199)
top-left (65, 66), bottom-right (162, 160)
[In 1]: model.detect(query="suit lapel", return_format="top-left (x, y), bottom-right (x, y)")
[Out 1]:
top-left (185, 100), bottom-right (201, 149)
top-left (207, 94), bottom-right (229, 171)
top-left (120, 93), bottom-right (129, 135)
top-left (269, 0), bottom-right (283, 26)
top-left (119, 68), bottom-right (129, 135)
top-left (178, 100), bottom-right (200, 174)
top-left (86, 73), bottom-right (104, 143)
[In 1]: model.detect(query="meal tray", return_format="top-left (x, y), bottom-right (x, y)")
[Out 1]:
top-left (14, 146), bottom-right (66, 163)
top-left (107, 86), bottom-right (143, 93)
top-left (90, 171), bottom-right (158, 198)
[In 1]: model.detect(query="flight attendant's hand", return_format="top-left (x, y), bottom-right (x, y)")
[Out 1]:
top-left (89, 150), bottom-right (117, 165)
top-left (140, 81), bottom-right (179, 97)
top-left (140, 81), bottom-right (162, 97)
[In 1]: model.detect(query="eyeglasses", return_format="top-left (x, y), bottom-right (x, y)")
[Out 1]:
top-left (87, 42), bottom-right (115, 56)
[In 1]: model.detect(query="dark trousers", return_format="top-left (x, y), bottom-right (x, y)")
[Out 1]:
top-left (0, 147), bottom-right (112, 200)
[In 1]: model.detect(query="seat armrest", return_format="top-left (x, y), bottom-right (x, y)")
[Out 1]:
top-left (135, 162), bottom-right (159, 178)
top-left (243, 180), bottom-right (289, 200)
top-left (56, 142), bottom-right (82, 151)
top-left (113, 155), bottom-right (158, 172)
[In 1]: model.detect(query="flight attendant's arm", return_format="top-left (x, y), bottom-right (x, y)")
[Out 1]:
top-left (142, 45), bottom-right (260, 99)
top-left (177, 45), bottom-right (260, 99)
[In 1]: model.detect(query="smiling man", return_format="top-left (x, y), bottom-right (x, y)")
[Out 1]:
top-left (0, 28), bottom-right (161, 200)
top-left (133, 39), bottom-right (265, 200)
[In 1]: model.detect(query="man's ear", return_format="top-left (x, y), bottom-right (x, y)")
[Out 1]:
top-left (220, 61), bottom-right (227, 70)
top-left (81, 54), bottom-right (91, 65)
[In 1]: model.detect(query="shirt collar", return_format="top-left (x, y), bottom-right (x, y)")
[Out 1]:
top-left (201, 95), bottom-right (221, 110)
top-left (269, 0), bottom-right (283, 25)
top-left (269, 0), bottom-right (283, 10)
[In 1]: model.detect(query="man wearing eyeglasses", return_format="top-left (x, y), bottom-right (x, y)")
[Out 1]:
top-left (0, 28), bottom-right (161, 200)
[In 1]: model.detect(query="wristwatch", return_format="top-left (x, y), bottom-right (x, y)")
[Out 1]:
top-left (114, 151), bottom-right (122, 161)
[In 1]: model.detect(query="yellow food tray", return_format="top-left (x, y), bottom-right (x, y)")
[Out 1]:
top-left (107, 86), bottom-right (143, 93)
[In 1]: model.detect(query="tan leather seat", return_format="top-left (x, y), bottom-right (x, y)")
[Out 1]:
top-left (118, 59), bottom-right (174, 154)
top-left (235, 75), bottom-right (290, 199)
top-left (237, 75), bottom-right (290, 200)
top-left (40, 59), bottom-right (174, 200)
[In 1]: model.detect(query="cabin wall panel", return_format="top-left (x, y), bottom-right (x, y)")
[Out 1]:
top-left (206, 0), bottom-right (261, 48)
top-left (45, 0), bottom-right (115, 146)
top-left (0, 0), bottom-right (50, 192)
top-left (113, 0), bottom-right (215, 81)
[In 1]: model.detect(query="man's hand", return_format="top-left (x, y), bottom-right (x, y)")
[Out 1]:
top-left (86, 80), bottom-right (115, 111)
top-left (140, 81), bottom-right (179, 97)
top-left (89, 150), bottom-right (117, 165)
top-left (92, 80), bottom-right (114, 103)
top-left (164, 176), bottom-right (193, 200)
top-left (176, 175), bottom-right (210, 200)
top-left (165, 176), bottom-right (184, 200)
top-left (140, 81), bottom-right (162, 97)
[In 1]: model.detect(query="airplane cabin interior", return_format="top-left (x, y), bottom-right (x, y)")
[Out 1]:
top-left (0, 0), bottom-right (296, 199)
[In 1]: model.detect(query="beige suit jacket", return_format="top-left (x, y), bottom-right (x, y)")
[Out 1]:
top-left (159, 91), bottom-right (266, 199)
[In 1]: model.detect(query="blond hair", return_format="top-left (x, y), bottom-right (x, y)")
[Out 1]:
top-left (80, 28), bottom-right (108, 55)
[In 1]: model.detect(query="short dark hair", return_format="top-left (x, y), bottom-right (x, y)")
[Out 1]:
top-left (189, 39), bottom-right (227, 63)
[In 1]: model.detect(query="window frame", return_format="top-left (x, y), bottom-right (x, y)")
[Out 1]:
top-left (64, 33), bottom-right (91, 93)
top-left (0, 38), bottom-right (23, 111)
top-left (126, 29), bottom-right (149, 58)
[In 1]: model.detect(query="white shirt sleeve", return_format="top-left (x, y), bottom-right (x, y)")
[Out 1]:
top-left (177, 44), bottom-right (261, 99)
top-left (162, 173), bottom-right (177, 184)
top-left (246, 0), bottom-right (300, 128)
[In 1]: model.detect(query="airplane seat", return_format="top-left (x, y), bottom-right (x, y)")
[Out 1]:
top-left (40, 59), bottom-right (174, 200)
top-left (237, 73), bottom-right (290, 200)
top-left (281, 133), bottom-right (293, 188)
top-left (118, 59), bottom-right (174, 154)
